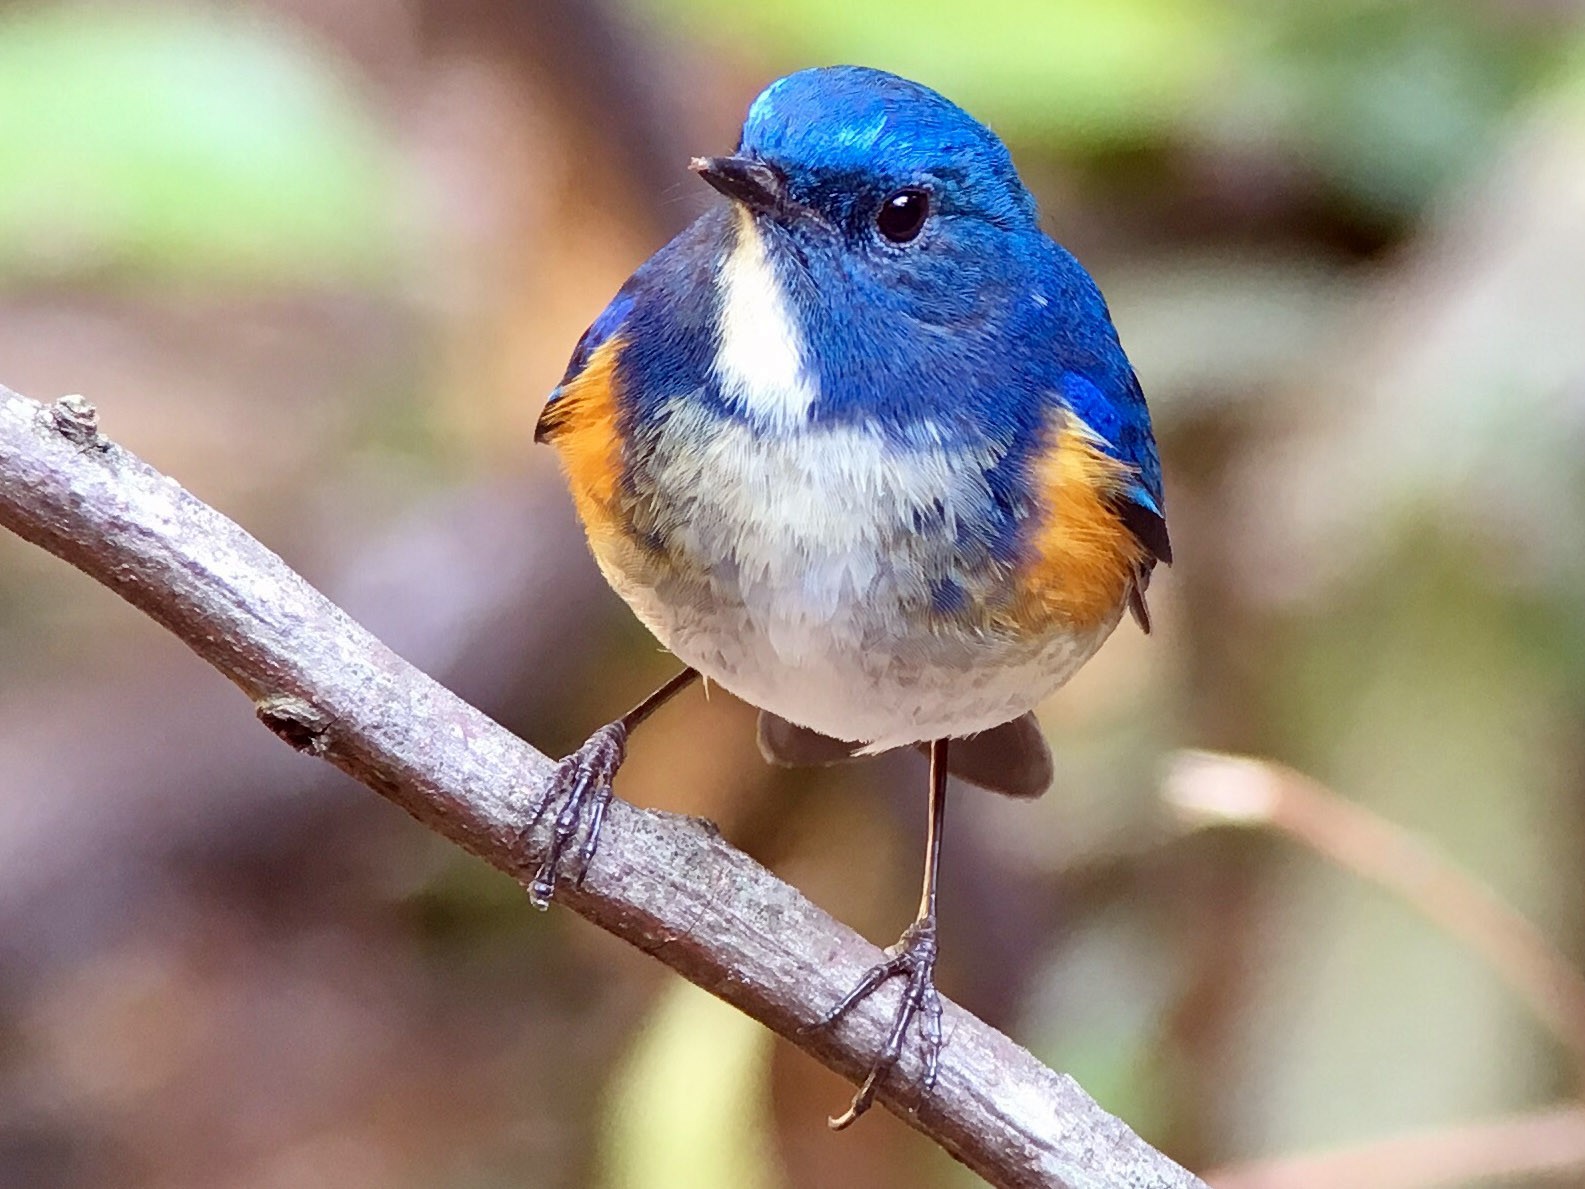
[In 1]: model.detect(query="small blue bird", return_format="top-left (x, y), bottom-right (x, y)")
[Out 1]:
top-left (533, 65), bottom-right (1169, 1125)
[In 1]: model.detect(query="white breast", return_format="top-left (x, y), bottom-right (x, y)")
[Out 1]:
top-left (609, 412), bottom-right (1120, 749)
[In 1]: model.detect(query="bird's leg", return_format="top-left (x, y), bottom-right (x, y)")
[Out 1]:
top-left (817, 738), bottom-right (950, 1130)
top-left (525, 667), bottom-right (698, 907)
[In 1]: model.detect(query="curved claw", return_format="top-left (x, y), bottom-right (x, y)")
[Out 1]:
top-left (526, 721), bottom-right (627, 907)
top-left (813, 917), bottom-right (943, 1129)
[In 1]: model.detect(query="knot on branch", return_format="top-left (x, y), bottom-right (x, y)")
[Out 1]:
top-left (255, 694), bottom-right (333, 755)
top-left (47, 394), bottom-right (106, 451)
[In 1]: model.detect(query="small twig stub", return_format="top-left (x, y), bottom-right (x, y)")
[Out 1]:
top-left (255, 693), bottom-right (335, 756)
top-left (48, 394), bottom-right (106, 450)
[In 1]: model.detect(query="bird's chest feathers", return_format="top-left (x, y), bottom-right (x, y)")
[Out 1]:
top-left (631, 210), bottom-right (983, 637)
top-left (636, 414), bottom-right (987, 640)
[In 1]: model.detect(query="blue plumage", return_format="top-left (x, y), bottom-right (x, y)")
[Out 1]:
top-left (542, 66), bottom-right (1168, 576)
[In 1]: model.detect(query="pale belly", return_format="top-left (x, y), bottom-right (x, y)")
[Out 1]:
top-left (597, 410), bottom-right (1124, 750)
top-left (610, 573), bottom-right (1119, 749)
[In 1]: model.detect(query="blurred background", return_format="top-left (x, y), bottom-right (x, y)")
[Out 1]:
top-left (2, 1), bottom-right (1584, 1186)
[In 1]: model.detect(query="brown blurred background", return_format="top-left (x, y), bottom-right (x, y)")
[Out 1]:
top-left (3, 1), bottom-right (1585, 1186)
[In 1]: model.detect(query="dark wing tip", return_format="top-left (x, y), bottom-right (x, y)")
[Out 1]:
top-left (1114, 497), bottom-right (1173, 567)
top-left (534, 396), bottom-right (566, 445)
top-left (1128, 581), bottom-right (1153, 634)
top-left (1111, 495), bottom-right (1170, 633)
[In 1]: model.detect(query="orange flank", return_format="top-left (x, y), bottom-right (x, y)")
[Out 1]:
top-left (535, 337), bottom-right (627, 552)
top-left (1013, 416), bottom-right (1147, 632)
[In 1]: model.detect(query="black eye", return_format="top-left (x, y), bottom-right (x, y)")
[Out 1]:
top-left (876, 188), bottom-right (930, 243)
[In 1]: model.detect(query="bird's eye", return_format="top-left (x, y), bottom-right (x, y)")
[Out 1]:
top-left (876, 188), bottom-right (930, 243)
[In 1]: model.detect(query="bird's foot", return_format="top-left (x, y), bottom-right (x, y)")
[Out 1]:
top-left (524, 721), bottom-right (627, 908)
top-left (813, 915), bottom-right (944, 1130)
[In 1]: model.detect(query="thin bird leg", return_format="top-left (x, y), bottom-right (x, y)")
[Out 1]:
top-left (818, 738), bottom-right (949, 1130)
top-left (526, 667), bottom-right (698, 907)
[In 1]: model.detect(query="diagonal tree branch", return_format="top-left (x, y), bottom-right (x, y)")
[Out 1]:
top-left (0, 384), bottom-right (1205, 1189)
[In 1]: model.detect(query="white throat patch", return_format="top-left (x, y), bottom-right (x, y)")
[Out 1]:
top-left (712, 210), bottom-right (819, 426)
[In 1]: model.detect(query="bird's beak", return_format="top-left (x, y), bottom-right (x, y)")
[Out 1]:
top-left (689, 155), bottom-right (786, 214)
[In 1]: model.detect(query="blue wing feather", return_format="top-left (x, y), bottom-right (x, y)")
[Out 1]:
top-left (1058, 370), bottom-right (1170, 568)
top-left (562, 290), bottom-right (634, 386)
top-left (537, 209), bottom-right (724, 447)
top-left (535, 290), bottom-right (636, 444)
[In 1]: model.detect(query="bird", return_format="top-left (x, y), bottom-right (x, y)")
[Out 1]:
top-left (530, 64), bottom-right (1169, 1128)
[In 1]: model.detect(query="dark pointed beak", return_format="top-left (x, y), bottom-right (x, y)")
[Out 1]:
top-left (689, 154), bottom-right (786, 214)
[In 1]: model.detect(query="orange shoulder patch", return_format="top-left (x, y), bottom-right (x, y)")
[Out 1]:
top-left (537, 336), bottom-right (625, 547)
top-left (1013, 416), bottom-right (1147, 632)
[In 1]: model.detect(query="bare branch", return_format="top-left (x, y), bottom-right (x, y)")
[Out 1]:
top-left (0, 384), bottom-right (1205, 1189)
top-left (1166, 750), bottom-right (1585, 1080)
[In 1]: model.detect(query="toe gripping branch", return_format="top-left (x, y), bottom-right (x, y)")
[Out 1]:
top-left (813, 916), bottom-right (945, 1130)
top-left (525, 720), bottom-right (628, 908)
top-left (523, 667), bottom-right (699, 909)
top-left (810, 736), bottom-right (952, 1130)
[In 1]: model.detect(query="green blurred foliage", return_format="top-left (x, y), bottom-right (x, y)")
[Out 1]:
top-left (0, 6), bottom-right (400, 287)
top-left (601, 979), bottom-right (782, 1189)
top-left (1252, 543), bottom-right (1580, 1149)
top-left (639, 0), bottom-right (1574, 223)
top-left (635, 0), bottom-right (1232, 147)
top-left (1024, 905), bottom-right (1180, 1143)
top-left (1219, 0), bottom-right (1576, 219)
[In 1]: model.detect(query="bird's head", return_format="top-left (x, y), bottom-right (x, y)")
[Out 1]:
top-left (691, 67), bottom-right (1044, 326)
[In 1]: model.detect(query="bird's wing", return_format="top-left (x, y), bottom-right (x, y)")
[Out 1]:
top-left (536, 289), bottom-right (636, 445)
top-left (1058, 372), bottom-right (1171, 632)
top-left (538, 206), bottom-right (726, 447)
